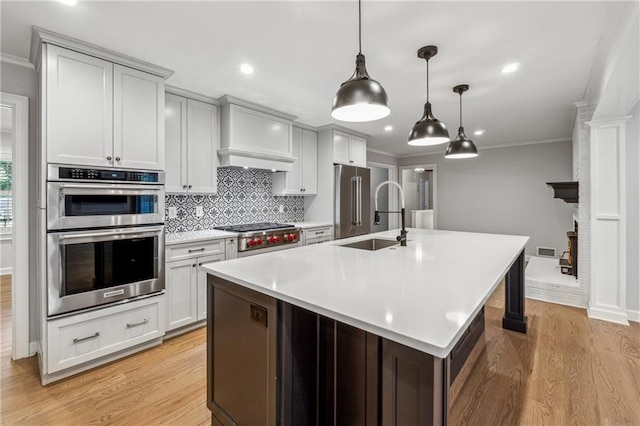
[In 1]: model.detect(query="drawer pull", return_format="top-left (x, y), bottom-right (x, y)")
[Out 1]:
top-left (126, 318), bottom-right (149, 328)
top-left (315, 231), bottom-right (324, 235)
top-left (73, 332), bottom-right (100, 344)
top-left (188, 248), bottom-right (206, 253)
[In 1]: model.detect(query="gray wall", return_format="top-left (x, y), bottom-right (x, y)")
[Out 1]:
top-left (0, 60), bottom-right (39, 343)
top-left (367, 150), bottom-right (398, 167)
top-left (626, 101), bottom-right (639, 314)
top-left (399, 141), bottom-right (575, 256)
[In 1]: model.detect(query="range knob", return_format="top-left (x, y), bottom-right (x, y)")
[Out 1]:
top-left (285, 234), bottom-right (293, 242)
top-left (257, 239), bottom-right (263, 245)
top-left (292, 234), bottom-right (298, 240)
top-left (275, 235), bottom-right (282, 243)
top-left (248, 239), bottom-right (256, 247)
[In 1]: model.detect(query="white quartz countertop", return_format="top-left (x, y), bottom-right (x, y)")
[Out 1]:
top-left (293, 222), bottom-right (333, 229)
top-left (202, 228), bottom-right (528, 357)
top-left (165, 229), bottom-right (238, 245)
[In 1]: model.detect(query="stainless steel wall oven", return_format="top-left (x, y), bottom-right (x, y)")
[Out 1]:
top-left (46, 165), bottom-right (165, 317)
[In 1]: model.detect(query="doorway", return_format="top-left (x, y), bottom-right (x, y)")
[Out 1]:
top-left (368, 161), bottom-right (398, 232)
top-left (1, 92), bottom-right (29, 360)
top-left (399, 164), bottom-right (437, 229)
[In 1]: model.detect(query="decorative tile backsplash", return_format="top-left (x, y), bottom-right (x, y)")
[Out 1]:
top-left (165, 168), bottom-right (304, 233)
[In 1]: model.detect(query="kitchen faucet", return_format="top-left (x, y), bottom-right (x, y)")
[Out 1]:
top-left (374, 180), bottom-right (407, 246)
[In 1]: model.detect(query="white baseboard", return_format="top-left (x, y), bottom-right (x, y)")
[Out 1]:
top-left (0, 267), bottom-right (12, 275)
top-left (627, 309), bottom-right (640, 323)
top-left (29, 341), bottom-right (38, 357)
top-left (588, 305), bottom-right (630, 325)
top-left (526, 292), bottom-right (588, 309)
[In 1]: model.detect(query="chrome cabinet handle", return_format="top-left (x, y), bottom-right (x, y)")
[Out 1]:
top-left (115, 156), bottom-right (121, 161)
top-left (73, 332), bottom-right (100, 344)
top-left (188, 185), bottom-right (192, 189)
top-left (188, 248), bottom-right (205, 253)
top-left (198, 262), bottom-right (203, 266)
top-left (182, 185), bottom-right (187, 189)
top-left (315, 231), bottom-right (323, 235)
top-left (192, 264), bottom-right (197, 268)
top-left (126, 318), bottom-right (149, 328)
top-left (106, 156), bottom-right (112, 161)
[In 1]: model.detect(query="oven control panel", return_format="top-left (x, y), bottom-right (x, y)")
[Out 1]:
top-left (52, 165), bottom-right (164, 184)
top-left (239, 229), bottom-right (300, 252)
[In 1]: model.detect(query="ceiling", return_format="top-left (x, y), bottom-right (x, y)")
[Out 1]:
top-left (0, 1), bottom-right (617, 157)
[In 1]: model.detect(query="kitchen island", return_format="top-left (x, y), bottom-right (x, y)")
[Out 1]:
top-left (203, 228), bottom-right (528, 425)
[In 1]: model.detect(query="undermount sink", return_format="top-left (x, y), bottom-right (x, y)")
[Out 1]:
top-left (340, 238), bottom-right (399, 251)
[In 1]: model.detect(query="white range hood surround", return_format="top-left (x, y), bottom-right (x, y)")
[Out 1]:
top-left (218, 95), bottom-right (297, 172)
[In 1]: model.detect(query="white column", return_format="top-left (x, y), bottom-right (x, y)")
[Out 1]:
top-left (587, 117), bottom-right (630, 324)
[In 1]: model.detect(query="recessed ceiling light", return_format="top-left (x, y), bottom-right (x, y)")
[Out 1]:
top-left (474, 130), bottom-right (485, 136)
top-left (384, 125), bottom-right (393, 132)
top-left (57, 0), bottom-right (77, 5)
top-left (240, 63), bottom-right (254, 75)
top-left (501, 62), bottom-right (520, 74)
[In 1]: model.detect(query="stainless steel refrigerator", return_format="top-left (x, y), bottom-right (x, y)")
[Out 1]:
top-left (334, 164), bottom-right (371, 239)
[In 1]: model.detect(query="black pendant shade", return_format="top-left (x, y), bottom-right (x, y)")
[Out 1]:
top-left (408, 46), bottom-right (449, 146)
top-left (331, 53), bottom-right (390, 122)
top-left (445, 84), bottom-right (478, 159)
top-left (331, 0), bottom-right (390, 122)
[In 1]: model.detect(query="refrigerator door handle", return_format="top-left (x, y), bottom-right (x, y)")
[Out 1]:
top-left (355, 176), bottom-right (363, 226)
top-left (351, 177), bottom-right (358, 225)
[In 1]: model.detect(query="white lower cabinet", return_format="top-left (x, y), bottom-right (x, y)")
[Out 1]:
top-left (46, 295), bottom-right (164, 374)
top-left (166, 238), bottom-right (233, 331)
top-left (301, 226), bottom-right (333, 246)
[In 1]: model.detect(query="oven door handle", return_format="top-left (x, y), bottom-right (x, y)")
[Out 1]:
top-left (56, 225), bottom-right (164, 242)
top-left (54, 183), bottom-right (163, 195)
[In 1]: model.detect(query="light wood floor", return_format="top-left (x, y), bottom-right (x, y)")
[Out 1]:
top-left (1, 280), bottom-right (639, 425)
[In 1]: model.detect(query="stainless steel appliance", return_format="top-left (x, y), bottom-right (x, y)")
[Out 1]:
top-left (334, 164), bottom-right (371, 239)
top-left (214, 222), bottom-right (300, 257)
top-left (46, 164), bottom-right (165, 317)
top-left (47, 225), bottom-right (165, 317)
top-left (47, 164), bottom-right (164, 230)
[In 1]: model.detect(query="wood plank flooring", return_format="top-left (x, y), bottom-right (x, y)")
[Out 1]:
top-left (1, 279), bottom-right (639, 425)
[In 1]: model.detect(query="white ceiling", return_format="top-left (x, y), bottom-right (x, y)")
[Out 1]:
top-left (0, 1), bottom-right (617, 157)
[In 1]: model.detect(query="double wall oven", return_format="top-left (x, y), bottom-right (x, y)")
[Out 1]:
top-left (46, 165), bottom-right (165, 317)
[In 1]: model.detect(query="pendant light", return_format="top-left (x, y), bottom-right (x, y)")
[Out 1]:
top-left (445, 84), bottom-right (478, 159)
top-left (331, 0), bottom-right (390, 122)
top-left (408, 46), bottom-right (449, 146)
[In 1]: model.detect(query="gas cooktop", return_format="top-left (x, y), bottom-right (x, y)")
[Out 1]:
top-left (214, 222), bottom-right (296, 233)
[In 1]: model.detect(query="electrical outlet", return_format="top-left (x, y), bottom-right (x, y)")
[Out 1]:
top-left (278, 204), bottom-right (284, 213)
top-left (195, 206), bottom-right (204, 218)
top-left (168, 207), bottom-right (177, 219)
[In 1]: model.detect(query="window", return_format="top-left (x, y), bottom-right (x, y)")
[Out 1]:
top-left (0, 160), bottom-right (12, 228)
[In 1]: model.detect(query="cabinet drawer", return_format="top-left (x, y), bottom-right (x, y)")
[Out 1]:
top-left (304, 226), bottom-right (332, 239)
top-left (306, 236), bottom-right (332, 245)
top-left (47, 296), bottom-right (164, 374)
top-left (166, 239), bottom-right (226, 262)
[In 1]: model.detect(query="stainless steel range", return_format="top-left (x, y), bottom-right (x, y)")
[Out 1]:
top-left (215, 222), bottom-right (300, 257)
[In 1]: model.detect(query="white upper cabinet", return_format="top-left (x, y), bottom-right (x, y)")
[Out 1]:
top-left (46, 45), bottom-right (114, 167)
top-left (165, 92), bottom-right (218, 194)
top-left (187, 99), bottom-right (219, 194)
top-left (113, 65), bottom-right (164, 170)
top-left (333, 130), bottom-right (367, 167)
top-left (41, 41), bottom-right (170, 170)
top-left (273, 127), bottom-right (317, 195)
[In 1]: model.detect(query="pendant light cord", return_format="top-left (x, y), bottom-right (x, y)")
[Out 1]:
top-left (459, 92), bottom-right (463, 126)
top-left (425, 59), bottom-right (430, 102)
top-left (358, 0), bottom-right (362, 54)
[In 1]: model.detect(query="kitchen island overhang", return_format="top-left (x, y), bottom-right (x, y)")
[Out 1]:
top-left (203, 228), bottom-right (529, 425)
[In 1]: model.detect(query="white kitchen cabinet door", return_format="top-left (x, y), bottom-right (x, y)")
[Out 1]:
top-left (349, 135), bottom-right (367, 168)
top-left (113, 64), bottom-right (165, 170)
top-left (301, 129), bottom-right (318, 194)
top-left (46, 45), bottom-right (114, 167)
top-left (166, 259), bottom-right (198, 331)
top-left (227, 104), bottom-right (292, 157)
top-left (164, 94), bottom-right (188, 193)
top-left (333, 130), bottom-right (351, 165)
top-left (187, 99), bottom-right (218, 194)
top-left (196, 253), bottom-right (225, 321)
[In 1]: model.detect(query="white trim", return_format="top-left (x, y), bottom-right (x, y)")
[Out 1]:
top-left (0, 53), bottom-right (35, 70)
top-left (367, 161), bottom-right (400, 230)
top-left (29, 341), bottom-right (38, 356)
top-left (367, 147), bottom-right (398, 158)
top-left (165, 85), bottom-right (219, 106)
top-left (0, 267), bottom-right (12, 275)
top-left (398, 163), bottom-right (438, 229)
top-left (588, 306), bottom-right (629, 325)
top-left (628, 309), bottom-right (640, 323)
top-left (397, 137), bottom-right (570, 159)
top-left (0, 92), bottom-right (30, 360)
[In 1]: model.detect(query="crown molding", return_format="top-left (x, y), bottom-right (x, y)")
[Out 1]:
top-left (30, 26), bottom-right (174, 78)
top-left (367, 147), bottom-right (398, 158)
top-left (317, 124), bottom-right (369, 139)
top-left (292, 121), bottom-right (318, 132)
top-left (218, 95), bottom-right (297, 121)
top-left (165, 85), bottom-right (219, 106)
top-left (0, 53), bottom-right (34, 70)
